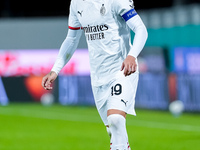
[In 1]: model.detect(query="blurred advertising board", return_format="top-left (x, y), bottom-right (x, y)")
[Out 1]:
top-left (0, 49), bottom-right (90, 104)
top-left (136, 73), bottom-right (169, 110)
top-left (177, 74), bottom-right (200, 111)
top-left (1, 76), bottom-right (58, 103)
top-left (0, 77), bottom-right (9, 105)
top-left (58, 75), bottom-right (94, 106)
top-left (170, 47), bottom-right (200, 111)
top-left (138, 47), bottom-right (167, 73)
top-left (171, 47), bottom-right (200, 73)
top-left (0, 49), bottom-right (90, 77)
top-left (136, 47), bottom-right (169, 109)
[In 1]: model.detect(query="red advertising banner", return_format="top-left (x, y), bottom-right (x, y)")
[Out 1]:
top-left (0, 49), bottom-right (90, 77)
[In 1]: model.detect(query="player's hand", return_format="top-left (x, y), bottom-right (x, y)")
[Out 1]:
top-left (121, 55), bottom-right (137, 76)
top-left (42, 71), bottom-right (58, 90)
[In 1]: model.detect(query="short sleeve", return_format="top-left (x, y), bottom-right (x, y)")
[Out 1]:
top-left (113, 0), bottom-right (138, 22)
top-left (68, 0), bottom-right (82, 30)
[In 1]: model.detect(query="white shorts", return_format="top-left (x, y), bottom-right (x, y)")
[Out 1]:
top-left (92, 71), bottom-right (139, 125)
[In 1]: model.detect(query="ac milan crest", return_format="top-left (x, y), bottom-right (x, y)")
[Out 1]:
top-left (100, 4), bottom-right (106, 16)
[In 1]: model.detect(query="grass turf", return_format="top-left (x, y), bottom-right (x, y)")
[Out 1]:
top-left (0, 103), bottom-right (200, 150)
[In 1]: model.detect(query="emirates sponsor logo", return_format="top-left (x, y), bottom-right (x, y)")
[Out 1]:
top-left (82, 24), bottom-right (109, 41)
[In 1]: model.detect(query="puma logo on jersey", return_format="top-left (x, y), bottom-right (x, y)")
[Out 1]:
top-left (121, 99), bottom-right (128, 106)
top-left (77, 11), bottom-right (83, 17)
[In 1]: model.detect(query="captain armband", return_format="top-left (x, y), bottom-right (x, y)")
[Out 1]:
top-left (122, 9), bottom-right (137, 22)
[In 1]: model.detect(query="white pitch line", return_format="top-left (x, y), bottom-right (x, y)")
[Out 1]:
top-left (0, 108), bottom-right (200, 132)
top-left (127, 120), bottom-right (200, 132)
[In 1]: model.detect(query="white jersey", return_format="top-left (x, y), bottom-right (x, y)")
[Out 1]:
top-left (69, 0), bottom-right (138, 86)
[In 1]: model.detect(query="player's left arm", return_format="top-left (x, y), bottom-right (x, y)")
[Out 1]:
top-left (114, 0), bottom-right (148, 76)
top-left (121, 14), bottom-right (148, 76)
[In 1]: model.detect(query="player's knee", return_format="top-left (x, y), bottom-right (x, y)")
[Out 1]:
top-left (107, 114), bottom-right (124, 129)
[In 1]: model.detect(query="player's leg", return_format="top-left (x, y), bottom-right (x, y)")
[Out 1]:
top-left (107, 109), bottom-right (130, 150)
top-left (93, 98), bottom-right (130, 150)
top-left (91, 84), bottom-right (113, 138)
top-left (107, 72), bottom-right (138, 150)
top-left (91, 72), bottom-right (138, 150)
top-left (91, 84), bottom-right (128, 149)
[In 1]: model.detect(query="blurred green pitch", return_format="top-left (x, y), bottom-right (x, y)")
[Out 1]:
top-left (0, 104), bottom-right (200, 150)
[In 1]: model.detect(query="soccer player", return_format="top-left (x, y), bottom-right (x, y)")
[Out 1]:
top-left (42, 0), bottom-right (148, 149)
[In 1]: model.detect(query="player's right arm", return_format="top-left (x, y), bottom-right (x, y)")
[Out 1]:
top-left (42, 0), bottom-right (82, 90)
top-left (41, 29), bottom-right (82, 90)
top-left (50, 29), bottom-right (82, 75)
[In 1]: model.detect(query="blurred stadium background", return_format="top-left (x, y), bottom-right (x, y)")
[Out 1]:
top-left (0, 0), bottom-right (200, 150)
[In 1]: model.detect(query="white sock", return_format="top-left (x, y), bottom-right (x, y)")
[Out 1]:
top-left (107, 114), bottom-right (128, 150)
